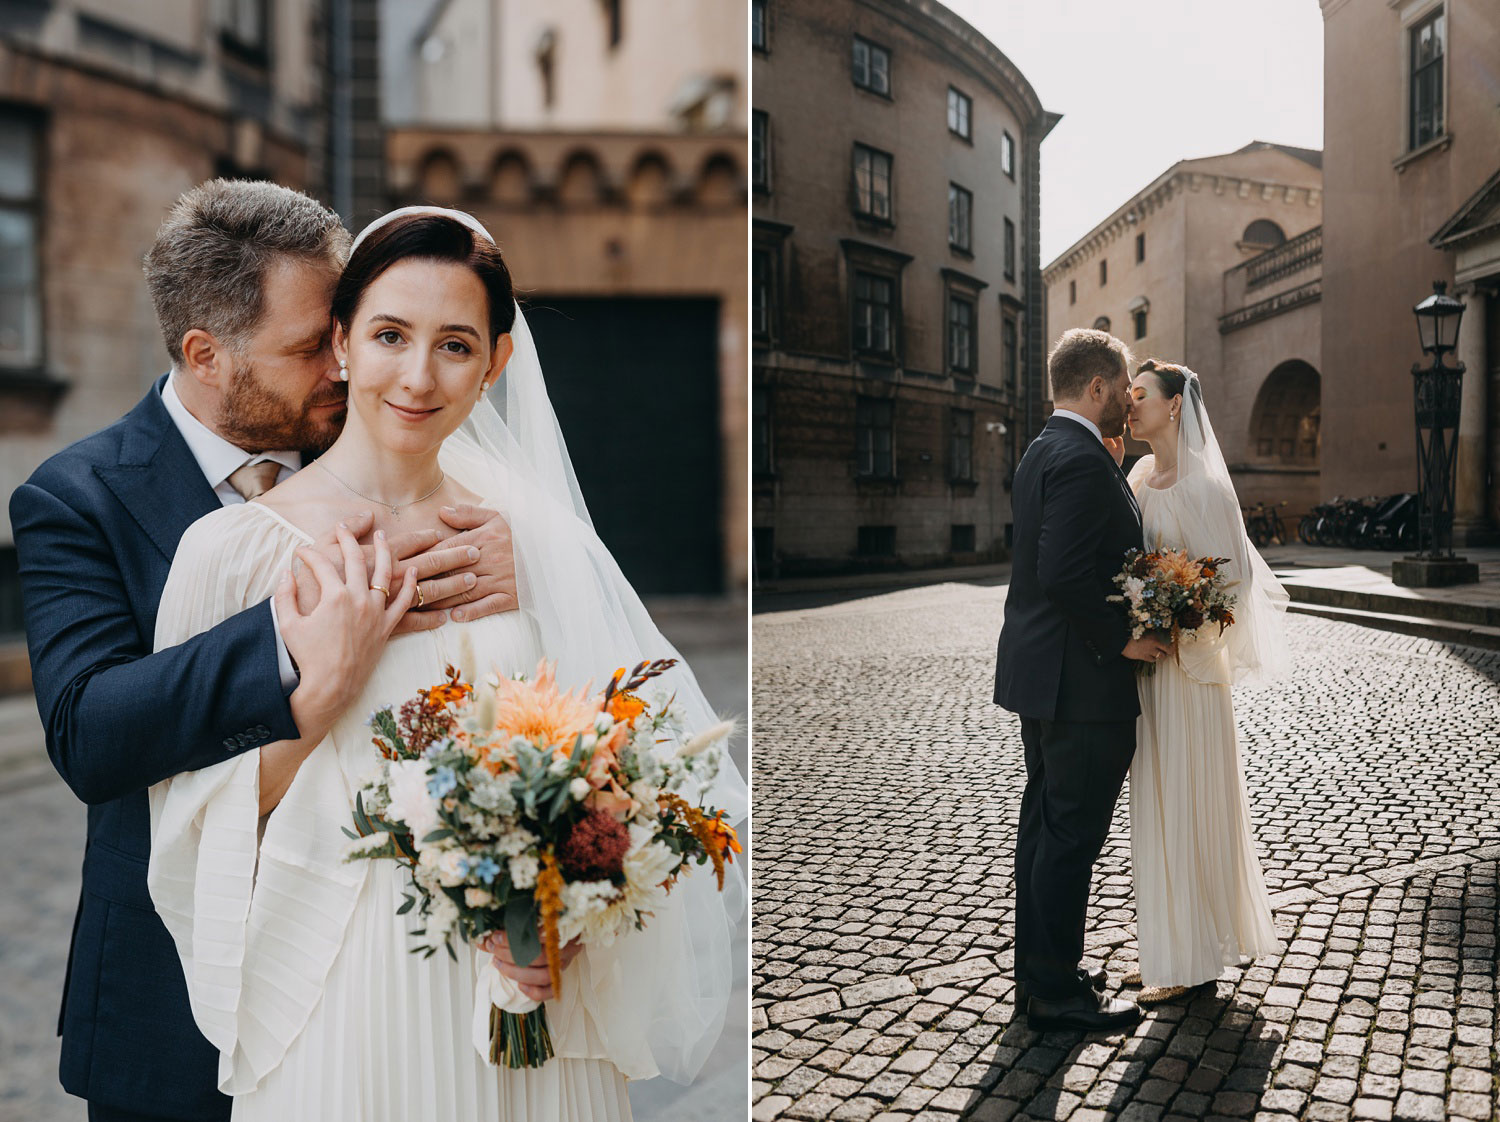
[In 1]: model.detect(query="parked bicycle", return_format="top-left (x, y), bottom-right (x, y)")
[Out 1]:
top-left (1294, 492), bottom-right (1419, 550)
top-left (1242, 501), bottom-right (1288, 548)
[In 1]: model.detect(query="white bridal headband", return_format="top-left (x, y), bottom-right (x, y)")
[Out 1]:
top-left (348, 205), bottom-right (497, 257)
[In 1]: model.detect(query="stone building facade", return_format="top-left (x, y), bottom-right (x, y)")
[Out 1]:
top-left (1044, 143), bottom-right (1324, 518)
top-left (1321, 0), bottom-right (1500, 543)
top-left (383, 0), bottom-right (747, 594)
top-left (0, 0), bottom-right (376, 648)
top-left (751, 0), bottom-right (1056, 578)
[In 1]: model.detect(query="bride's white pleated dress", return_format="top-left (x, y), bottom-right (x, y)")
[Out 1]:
top-left (1129, 475), bottom-right (1282, 989)
top-left (148, 503), bottom-right (637, 1121)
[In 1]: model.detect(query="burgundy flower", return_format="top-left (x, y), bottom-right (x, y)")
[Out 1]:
top-left (557, 808), bottom-right (632, 882)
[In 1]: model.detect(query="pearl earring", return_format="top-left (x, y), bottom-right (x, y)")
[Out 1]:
top-left (338, 358), bottom-right (348, 382)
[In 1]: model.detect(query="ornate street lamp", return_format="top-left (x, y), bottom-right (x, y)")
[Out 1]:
top-left (1392, 281), bottom-right (1479, 587)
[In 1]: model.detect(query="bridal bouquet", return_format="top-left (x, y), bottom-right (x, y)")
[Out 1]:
top-left (1108, 548), bottom-right (1237, 675)
top-left (343, 654), bottom-right (740, 1069)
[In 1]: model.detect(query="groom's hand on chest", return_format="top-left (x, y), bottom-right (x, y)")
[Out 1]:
top-left (290, 509), bottom-right (516, 635)
top-left (394, 503), bottom-right (518, 633)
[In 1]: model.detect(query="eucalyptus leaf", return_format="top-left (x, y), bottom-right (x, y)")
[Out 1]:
top-left (504, 894), bottom-right (542, 967)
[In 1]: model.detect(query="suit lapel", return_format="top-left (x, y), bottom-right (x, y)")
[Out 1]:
top-left (94, 380), bottom-right (221, 562)
top-left (1045, 416), bottom-right (1142, 526)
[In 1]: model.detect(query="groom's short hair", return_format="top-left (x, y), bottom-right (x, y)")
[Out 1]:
top-left (144, 179), bottom-right (351, 366)
top-left (1048, 328), bottom-right (1131, 401)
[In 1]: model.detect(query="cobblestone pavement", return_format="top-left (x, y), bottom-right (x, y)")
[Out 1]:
top-left (751, 582), bottom-right (1500, 1122)
top-left (0, 600), bottom-right (747, 1122)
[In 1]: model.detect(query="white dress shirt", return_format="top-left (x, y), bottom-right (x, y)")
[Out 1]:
top-left (160, 375), bottom-right (301, 691)
top-left (1050, 407), bottom-right (1105, 446)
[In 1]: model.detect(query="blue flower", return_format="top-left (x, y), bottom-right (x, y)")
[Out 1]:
top-left (427, 766), bottom-right (458, 799)
top-left (471, 856), bottom-right (502, 884)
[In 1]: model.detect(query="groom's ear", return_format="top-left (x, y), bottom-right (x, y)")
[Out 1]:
top-left (180, 328), bottom-right (230, 389)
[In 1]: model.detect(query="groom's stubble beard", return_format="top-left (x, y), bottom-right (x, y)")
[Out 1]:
top-left (217, 355), bottom-right (347, 455)
top-left (1098, 388), bottom-right (1128, 439)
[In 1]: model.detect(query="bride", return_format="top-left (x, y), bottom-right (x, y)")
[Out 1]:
top-left (1121, 360), bottom-right (1288, 1004)
top-left (147, 207), bottom-right (745, 1119)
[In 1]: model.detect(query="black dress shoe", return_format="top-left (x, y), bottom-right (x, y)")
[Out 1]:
top-left (1015, 967), bottom-right (1108, 1009)
top-left (1026, 990), bottom-right (1142, 1033)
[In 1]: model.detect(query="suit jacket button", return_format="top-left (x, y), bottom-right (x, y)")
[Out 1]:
top-left (222, 738), bottom-right (237, 751)
top-left (254, 725), bottom-right (270, 738)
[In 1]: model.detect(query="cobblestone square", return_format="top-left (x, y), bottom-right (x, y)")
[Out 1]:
top-left (752, 582), bottom-right (1500, 1122)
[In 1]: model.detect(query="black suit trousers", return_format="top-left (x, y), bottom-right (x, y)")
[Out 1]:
top-left (1013, 715), bottom-right (1136, 999)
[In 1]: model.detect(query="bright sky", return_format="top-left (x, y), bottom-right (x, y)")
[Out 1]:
top-left (941, 0), bottom-right (1325, 266)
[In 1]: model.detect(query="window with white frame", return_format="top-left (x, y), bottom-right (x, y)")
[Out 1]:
top-left (950, 409), bottom-right (974, 481)
top-left (855, 396), bottom-right (894, 477)
top-left (752, 110), bottom-right (771, 192)
top-left (852, 37), bottom-right (891, 96)
top-left (0, 113), bottom-right (42, 371)
top-left (852, 143), bottom-right (892, 221)
top-left (752, 246), bottom-right (774, 340)
top-left (853, 271), bottom-right (894, 355)
top-left (947, 87), bottom-right (971, 140)
top-left (948, 294), bottom-right (975, 374)
top-left (1001, 131), bottom-right (1015, 179)
top-left (1409, 8), bottom-right (1444, 150)
top-left (948, 183), bottom-right (972, 253)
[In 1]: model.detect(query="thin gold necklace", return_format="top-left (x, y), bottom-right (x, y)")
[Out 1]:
top-left (312, 459), bottom-right (445, 519)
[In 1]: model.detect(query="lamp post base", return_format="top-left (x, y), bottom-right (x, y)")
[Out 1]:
top-left (1392, 555), bottom-right (1481, 587)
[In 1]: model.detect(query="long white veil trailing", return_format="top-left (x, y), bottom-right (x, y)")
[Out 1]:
top-left (349, 206), bottom-right (746, 1082)
top-left (1172, 371), bottom-right (1292, 686)
top-left (438, 302), bottom-right (747, 1083)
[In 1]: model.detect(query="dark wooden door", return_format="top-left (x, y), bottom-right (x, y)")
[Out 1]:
top-left (524, 297), bottom-right (723, 595)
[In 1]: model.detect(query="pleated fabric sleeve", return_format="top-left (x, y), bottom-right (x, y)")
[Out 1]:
top-left (147, 504), bottom-right (369, 1095)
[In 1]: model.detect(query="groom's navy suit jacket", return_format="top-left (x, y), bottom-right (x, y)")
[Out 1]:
top-left (10, 378), bottom-right (300, 1120)
top-left (994, 415), bottom-right (1144, 723)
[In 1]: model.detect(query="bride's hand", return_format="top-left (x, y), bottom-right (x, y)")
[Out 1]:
top-left (278, 525), bottom-right (418, 742)
top-left (480, 931), bottom-right (584, 1003)
top-left (1102, 434), bottom-right (1126, 467)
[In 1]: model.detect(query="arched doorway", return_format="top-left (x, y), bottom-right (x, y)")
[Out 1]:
top-left (1249, 360), bottom-right (1321, 464)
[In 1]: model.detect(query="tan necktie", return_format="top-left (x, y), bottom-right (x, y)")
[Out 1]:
top-left (226, 460), bottom-right (282, 501)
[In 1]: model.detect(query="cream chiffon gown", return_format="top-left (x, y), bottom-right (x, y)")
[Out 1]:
top-left (148, 502), bottom-right (637, 1121)
top-left (1127, 460), bottom-right (1282, 988)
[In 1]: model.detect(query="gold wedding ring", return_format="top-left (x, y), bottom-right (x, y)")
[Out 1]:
top-left (415, 583), bottom-right (425, 608)
top-left (371, 584), bottom-right (390, 601)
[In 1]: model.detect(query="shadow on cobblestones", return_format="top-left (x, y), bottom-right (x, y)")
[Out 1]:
top-left (752, 587), bottom-right (1500, 1122)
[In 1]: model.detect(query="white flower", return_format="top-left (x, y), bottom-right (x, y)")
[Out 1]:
top-left (414, 891), bottom-right (459, 952)
top-left (436, 849), bottom-right (468, 887)
top-left (1122, 576), bottom-right (1146, 606)
top-left (569, 777), bottom-right (591, 801)
top-left (465, 887), bottom-right (495, 908)
top-left (547, 754), bottom-right (571, 777)
top-left (509, 854), bottom-right (539, 889)
top-left (556, 879), bottom-right (624, 945)
top-left (495, 824), bottom-right (537, 858)
top-left (556, 825), bottom-right (677, 947)
top-left (385, 759), bottom-right (440, 844)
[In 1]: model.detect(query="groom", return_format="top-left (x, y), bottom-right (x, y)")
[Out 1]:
top-left (10, 180), bottom-right (520, 1122)
top-left (994, 328), bottom-right (1170, 1032)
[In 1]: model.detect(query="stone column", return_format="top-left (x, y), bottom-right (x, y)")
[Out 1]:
top-left (1453, 286), bottom-right (1489, 542)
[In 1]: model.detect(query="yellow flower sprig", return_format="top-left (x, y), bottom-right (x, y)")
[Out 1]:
top-left (659, 792), bottom-right (728, 890)
top-left (536, 851), bottom-right (566, 999)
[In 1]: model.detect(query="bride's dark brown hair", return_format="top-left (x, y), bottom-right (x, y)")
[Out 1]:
top-left (331, 214), bottom-right (516, 342)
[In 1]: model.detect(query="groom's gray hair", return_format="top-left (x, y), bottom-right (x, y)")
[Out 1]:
top-left (1048, 328), bottom-right (1132, 401)
top-left (144, 179), bottom-right (351, 366)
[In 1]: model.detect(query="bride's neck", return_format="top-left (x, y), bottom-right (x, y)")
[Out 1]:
top-left (314, 420), bottom-right (443, 506)
top-left (1149, 439), bottom-right (1178, 474)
